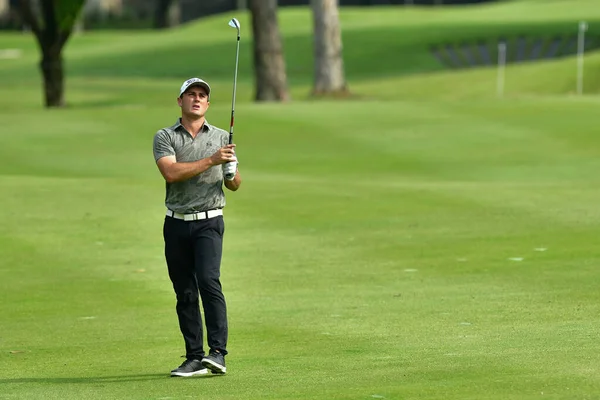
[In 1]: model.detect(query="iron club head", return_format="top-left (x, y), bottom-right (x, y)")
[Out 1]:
top-left (228, 18), bottom-right (240, 33)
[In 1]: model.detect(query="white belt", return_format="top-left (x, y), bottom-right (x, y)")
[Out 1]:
top-left (166, 208), bottom-right (223, 221)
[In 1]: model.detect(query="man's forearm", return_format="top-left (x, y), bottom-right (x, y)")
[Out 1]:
top-left (164, 158), bottom-right (214, 183)
top-left (224, 170), bottom-right (242, 191)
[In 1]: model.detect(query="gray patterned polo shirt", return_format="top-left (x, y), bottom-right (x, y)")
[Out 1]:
top-left (153, 118), bottom-right (229, 213)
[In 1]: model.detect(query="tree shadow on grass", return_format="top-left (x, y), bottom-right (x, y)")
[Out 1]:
top-left (0, 374), bottom-right (223, 384)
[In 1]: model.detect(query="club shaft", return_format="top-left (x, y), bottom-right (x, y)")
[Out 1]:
top-left (229, 33), bottom-right (240, 145)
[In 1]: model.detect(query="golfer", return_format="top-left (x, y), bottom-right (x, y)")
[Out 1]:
top-left (153, 77), bottom-right (241, 377)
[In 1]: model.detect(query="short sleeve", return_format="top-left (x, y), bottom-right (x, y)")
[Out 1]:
top-left (153, 129), bottom-right (175, 162)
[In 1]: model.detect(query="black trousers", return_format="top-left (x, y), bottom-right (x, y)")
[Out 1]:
top-left (163, 215), bottom-right (228, 359)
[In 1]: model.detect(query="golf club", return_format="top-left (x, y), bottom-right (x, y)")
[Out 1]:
top-left (224, 17), bottom-right (240, 180)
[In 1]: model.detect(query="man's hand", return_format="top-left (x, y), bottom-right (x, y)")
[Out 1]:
top-left (223, 161), bottom-right (237, 181)
top-left (210, 144), bottom-right (237, 165)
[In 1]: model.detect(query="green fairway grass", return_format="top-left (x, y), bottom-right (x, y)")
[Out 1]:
top-left (2, 1), bottom-right (600, 399)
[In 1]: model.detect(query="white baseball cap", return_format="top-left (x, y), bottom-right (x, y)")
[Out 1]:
top-left (179, 77), bottom-right (211, 97)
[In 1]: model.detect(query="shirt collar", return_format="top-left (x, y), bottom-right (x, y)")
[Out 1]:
top-left (172, 118), bottom-right (211, 133)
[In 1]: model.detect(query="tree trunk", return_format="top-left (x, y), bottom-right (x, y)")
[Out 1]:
top-left (17, 0), bottom-right (85, 108)
top-left (40, 49), bottom-right (65, 107)
top-left (248, 0), bottom-right (289, 102)
top-left (155, 0), bottom-right (179, 29)
top-left (2, 0), bottom-right (22, 30)
top-left (311, 0), bottom-right (348, 96)
top-left (154, 0), bottom-right (174, 29)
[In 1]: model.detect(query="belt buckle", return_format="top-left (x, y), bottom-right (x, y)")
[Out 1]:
top-left (193, 212), bottom-right (207, 221)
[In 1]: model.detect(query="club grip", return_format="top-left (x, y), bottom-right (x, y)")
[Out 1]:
top-left (229, 111), bottom-right (235, 144)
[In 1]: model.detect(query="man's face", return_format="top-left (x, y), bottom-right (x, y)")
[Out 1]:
top-left (178, 85), bottom-right (210, 118)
